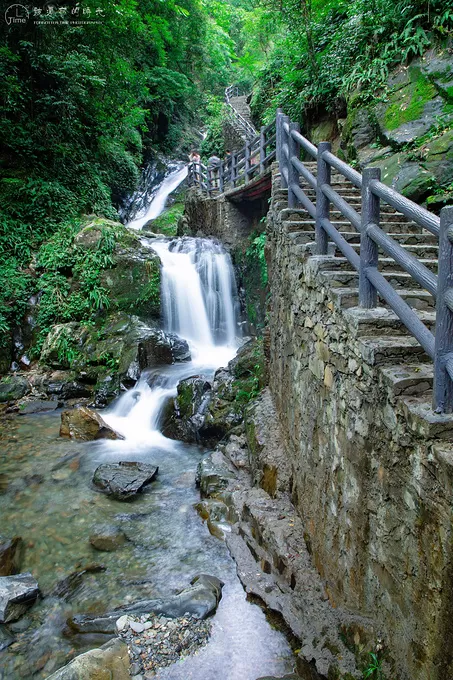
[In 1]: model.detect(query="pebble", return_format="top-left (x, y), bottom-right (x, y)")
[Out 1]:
top-left (116, 615), bottom-right (130, 632)
top-left (130, 621), bottom-right (145, 633)
top-left (118, 611), bottom-right (212, 676)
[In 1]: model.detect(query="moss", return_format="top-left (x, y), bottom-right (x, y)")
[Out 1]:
top-left (144, 202), bottom-right (184, 237)
top-left (384, 68), bottom-right (437, 131)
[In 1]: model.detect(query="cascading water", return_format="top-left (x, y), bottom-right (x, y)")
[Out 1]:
top-left (103, 236), bottom-right (241, 445)
top-left (127, 164), bottom-right (188, 231)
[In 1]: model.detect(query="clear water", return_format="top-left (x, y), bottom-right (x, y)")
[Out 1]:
top-left (0, 236), bottom-right (294, 679)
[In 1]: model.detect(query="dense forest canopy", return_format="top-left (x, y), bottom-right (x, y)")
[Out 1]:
top-left (0, 0), bottom-right (451, 360)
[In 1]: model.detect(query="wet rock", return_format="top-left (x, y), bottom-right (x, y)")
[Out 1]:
top-left (18, 400), bottom-right (58, 415)
top-left (60, 407), bottom-right (125, 441)
top-left (0, 536), bottom-right (24, 576)
top-left (67, 574), bottom-right (224, 635)
top-left (196, 455), bottom-right (234, 498)
top-left (256, 676), bottom-right (303, 680)
top-left (45, 637), bottom-right (130, 680)
top-left (0, 377), bottom-right (29, 403)
top-left (138, 330), bottom-right (191, 367)
top-left (0, 625), bottom-right (15, 651)
top-left (162, 376), bottom-right (212, 442)
top-left (92, 462), bottom-right (158, 500)
top-left (48, 563), bottom-right (106, 601)
top-left (89, 525), bottom-right (127, 552)
top-left (0, 573), bottom-right (39, 623)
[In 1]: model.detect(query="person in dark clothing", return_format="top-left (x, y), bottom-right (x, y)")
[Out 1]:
top-left (207, 154), bottom-right (221, 189)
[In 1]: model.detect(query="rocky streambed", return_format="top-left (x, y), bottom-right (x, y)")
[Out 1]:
top-left (0, 357), bottom-right (295, 679)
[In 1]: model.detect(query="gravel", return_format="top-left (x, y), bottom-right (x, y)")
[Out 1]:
top-left (117, 611), bottom-right (212, 676)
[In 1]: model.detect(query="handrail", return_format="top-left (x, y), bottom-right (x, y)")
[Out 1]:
top-left (187, 102), bottom-right (453, 414)
top-left (224, 85), bottom-right (257, 140)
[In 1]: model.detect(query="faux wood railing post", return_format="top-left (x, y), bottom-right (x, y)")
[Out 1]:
top-left (219, 161), bottom-right (224, 193)
top-left (245, 140), bottom-right (251, 185)
top-left (359, 167), bottom-right (381, 307)
top-left (315, 142), bottom-right (331, 255)
top-left (260, 126), bottom-right (266, 174)
top-left (288, 121), bottom-right (300, 209)
top-left (433, 206), bottom-right (453, 413)
top-left (276, 108), bottom-right (284, 187)
top-left (280, 115), bottom-right (289, 189)
top-left (231, 152), bottom-right (237, 186)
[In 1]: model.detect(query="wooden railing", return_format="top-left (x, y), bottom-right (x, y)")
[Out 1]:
top-left (187, 118), bottom-right (276, 193)
top-left (188, 105), bottom-right (453, 414)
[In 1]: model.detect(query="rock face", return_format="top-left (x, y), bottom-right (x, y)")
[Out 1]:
top-left (334, 48), bottom-right (453, 204)
top-left (89, 525), bottom-right (127, 552)
top-left (67, 574), bottom-right (224, 635)
top-left (60, 407), bottom-right (124, 441)
top-left (36, 313), bottom-right (190, 407)
top-left (45, 638), bottom-right (130, 680)
top-left (0, 536), bottom-right (24, 576)
top-left (92, 462), bottom-right (159, 500)
top-left (0, 573), bottom-right (39, 623)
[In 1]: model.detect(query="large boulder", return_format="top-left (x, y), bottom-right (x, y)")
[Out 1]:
top-left (60, 407), bottom-right (124, 441)
top-left (162, 376), bottom-right (212, 442)
top-left (45, 638), bottom-right (130, 680)
top-left (0, 377), bottom-right (30, 403)
top-left (39, 314), bottom-right (190, 407)
top-left (92, 462), bottom-right (158, 500)
top-left (0, 573), bottom-right (39, 623)
top-left (0, 537), bottom-right (24, 576)
top-left (66, 574), bottom-right (224, 635)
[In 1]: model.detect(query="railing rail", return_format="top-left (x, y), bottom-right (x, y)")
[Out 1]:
top-left (224, 85), bottom-right (257, 140)
top-left (187, 102), bottom-right (453, 413)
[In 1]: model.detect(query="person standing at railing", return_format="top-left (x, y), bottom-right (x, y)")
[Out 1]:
top-left (189, 150), bottom-right (200, 163)
top-left (208, 154), bottom-right (221, 189)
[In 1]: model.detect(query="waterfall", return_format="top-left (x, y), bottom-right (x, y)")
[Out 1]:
top-left (103, 237), bottom-right (241, 444)
top-left (127, 164), bottom-right (188, 231)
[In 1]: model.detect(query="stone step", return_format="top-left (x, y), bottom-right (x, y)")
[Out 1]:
top-left (329, 286), bottom-right (435, 311)
top-left (380, 363), bottom-right (434, 396)
top-left (358, 335), bottom-right (430, 366)
top-left (309, 254), bottom-right (438, 274)
top-left (342, 305), bottom-right (436, 336)
top-left (287, 230), bottom-right (438, 247)
top-left (347, 242), bottom-right (439, 258)
top-left (319, 269), bottom-right (429, 290)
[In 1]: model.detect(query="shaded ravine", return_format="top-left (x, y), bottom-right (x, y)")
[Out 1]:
top-left (0, 175), bottom-right (294, 679)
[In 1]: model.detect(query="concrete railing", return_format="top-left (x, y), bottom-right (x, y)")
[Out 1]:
top-left (188, 106), bottom-right (453, 413)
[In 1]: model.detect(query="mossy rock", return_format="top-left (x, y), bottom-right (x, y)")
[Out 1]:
top-left (376, 64), bottom-right (449, 146)
top-left (162, 376), bottom-right (212, 442)
top-left (0, 376), bottom-right (30, 403)
top-left (421, 48), bottom-right (453, 103)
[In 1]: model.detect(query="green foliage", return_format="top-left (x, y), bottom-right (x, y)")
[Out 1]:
top-left (250, 0), bottom-right (453, 122)
top-left (201, 98), bottom-right (229, 158)
top-left (246, 232), bottom-right (268, 286)
top-left (362, 652), bottom-right (384, 679)
top-left (32, 220), bottom-right (122, 354)
top-left (0, 260), bottom-right (33, 348)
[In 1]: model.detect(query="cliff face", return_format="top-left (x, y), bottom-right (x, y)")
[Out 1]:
top-left (308, 47), bottom-right (453, 210)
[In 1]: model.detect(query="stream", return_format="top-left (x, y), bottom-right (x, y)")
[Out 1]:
top-left (0, 169), bottom-right (294, 679)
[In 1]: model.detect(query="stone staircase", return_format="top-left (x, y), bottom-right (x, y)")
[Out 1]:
top-left (272, 162), bottom-right (447, 420)
top-left (227, 95), bottom-right (256, 141)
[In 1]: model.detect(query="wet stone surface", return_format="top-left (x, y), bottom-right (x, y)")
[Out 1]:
top-left (118, 612), bottom-right (211, 677)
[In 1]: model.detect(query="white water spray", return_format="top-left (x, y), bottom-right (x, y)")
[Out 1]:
top-left (127, 165), bottom-right (188, 231)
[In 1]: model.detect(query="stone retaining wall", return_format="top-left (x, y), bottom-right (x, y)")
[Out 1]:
top-left (266, 170), bottom-right (453, 680)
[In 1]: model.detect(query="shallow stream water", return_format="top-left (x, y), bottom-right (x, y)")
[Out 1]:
top-left (0, 230), bottom-right (294, 678)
